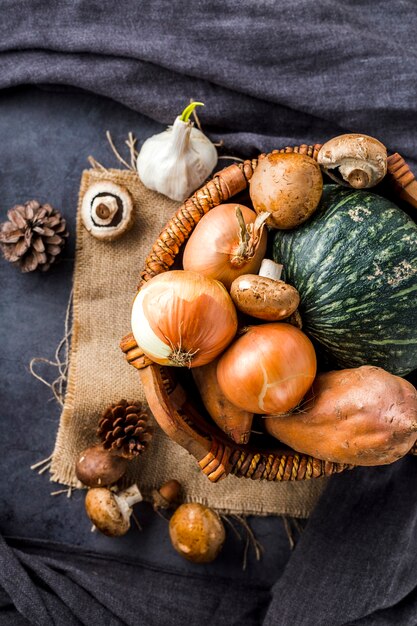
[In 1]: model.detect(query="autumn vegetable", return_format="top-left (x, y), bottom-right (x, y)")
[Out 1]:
top-left (317, 134), bottom-right (387, 188)
top-left (230, 258), bottom-right (300, 321)
top-left (136, 102), bottom-right (218, 201)
top-left (75, 445), bottom-right (128, 488)
top-left (264, 366), bottom-right (417, 466)
top-left (192, 358), bottom-right (253, 444)
top-left (152, 480), bottom-right (182, 511)
top-left (131, 270), bottom-right (238, 368)
top-left (85, 485), bottom-right (143, 536)
top-left (249, 152), bottom-right (323, 229)
top-left (169, 503), bottom-right (225, 563)
top-left (273, 185), bottom-right (417, 376)
top-left (217, 323), bottom-right (317, 414)
top-left (182, 203), bottom-right (269, 289)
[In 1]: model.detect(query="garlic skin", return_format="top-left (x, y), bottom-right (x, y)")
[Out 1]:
top-left (137, 106), bottom-right (218, 202)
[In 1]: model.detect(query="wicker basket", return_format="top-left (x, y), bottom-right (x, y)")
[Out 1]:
top-left (121, 144), bottom-right (417, 483)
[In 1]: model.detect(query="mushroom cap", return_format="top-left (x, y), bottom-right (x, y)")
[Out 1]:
top-left (230, 274), bottom-right (300, 321)
top-left (249, 152), bottom-right (323, 229)
top-left (75, 445), bottom-right (127, 488)
top-left (169, 503), bottom-right (225, 563)
top-left (317, 134), bottom-right (387, 188)
top-left (152, 479), bottom-right (182, 510)
top-left (85, 488), bottom-right (130, 537)
top-left (81, 181), bottom-right (134, 241)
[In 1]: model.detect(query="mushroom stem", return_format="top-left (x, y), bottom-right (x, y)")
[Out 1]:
top-left (116, 484), bottom-right (143, 507)
top-left (96, 203), bottom-right (112, 219)
top-left (259, 259), bottom-right (283, 281)
top-left (114, 484), bottom-right (143, 523)
top-left (346, 168), bottom-right (370, 189)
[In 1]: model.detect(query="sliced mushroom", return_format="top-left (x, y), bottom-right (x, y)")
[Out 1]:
top-left (75, 445), bottom-right (127, 488)
top-left (230, 259), bottom-right (300, 321)
top-left (317, 134), bottom-right (387, 189)
top-left (85, 484), bottom-right (143, 537)
top-left (81, 181), bottom-right (134, 240)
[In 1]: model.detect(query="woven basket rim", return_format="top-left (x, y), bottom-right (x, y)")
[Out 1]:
top-left (121, 144), bottom-right (417, 482)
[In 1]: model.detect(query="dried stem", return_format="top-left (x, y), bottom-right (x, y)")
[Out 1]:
top-left (219, 514), bottom-right (241, 540)
top-left (226, 514), bottom-right (264, 571)
top-left (106, 131), bottom-right (135, 171)
top-left (87, 156), bottom-right (107, 171)
top-left (231, 207), bottom-right (269, 267)
top-left (126, 132), bottom-right (139, 170)
top-left (282, 516), bottom-right (295, 550)
top-left (29, 288), bottom-right (73, 407)
top-left (30, 454), bottom-right (53, 471)
top-left (218, 155), bottom-right (244, 162)
top-left (281, 516), bottom-right (305, 550)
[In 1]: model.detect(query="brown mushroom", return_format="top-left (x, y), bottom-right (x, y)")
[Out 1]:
top-left (169, 503), bottom-right (225, 563)
top-left (75, 445), bottom-right (128, 488)
top-left (152, 479), bottom-right (182, 511)
top-left (230, 259), bottom-right (300, 321)
top-left (85, 484), bottom-right (143, 537)
top-left (317, 134), bottom-right (387, 189)
top-left (249, 152), bottom-right (323, 229)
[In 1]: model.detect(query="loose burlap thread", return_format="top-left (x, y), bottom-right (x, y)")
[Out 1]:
top-left (51, 168), bottom-right (328, 516)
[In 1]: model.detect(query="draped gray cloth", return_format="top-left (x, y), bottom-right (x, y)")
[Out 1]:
top-left (1, 0), bottom-right (417, 164)
top-left (1, 1), bottom-right (417, 624)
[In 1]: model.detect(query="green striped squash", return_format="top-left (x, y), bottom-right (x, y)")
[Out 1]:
top-left (272, 185), bottom-right (417, 376)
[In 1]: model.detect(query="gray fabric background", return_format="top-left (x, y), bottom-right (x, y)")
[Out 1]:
top-left (1, 1), bottom-right (417, 165)
top-left (0, 1), bottom-right (417, 624)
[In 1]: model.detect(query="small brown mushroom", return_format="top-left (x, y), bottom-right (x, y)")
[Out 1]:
top-left (230, 259), bottom-right (300, 321)
top-left (85, 484), bottom-right (143, 537)
top-left (169, 503), bottom-right (225, 563)
top-left (249, 152), bottom-right (323, 229)
top-left (81, 181), bottom-right (134, 240)
top-left (317, 134), bottom-right (387, 189)
top-left (152, 479), bottom-right (182, 511)
top-left (75, 445), bottom-right (127, 488)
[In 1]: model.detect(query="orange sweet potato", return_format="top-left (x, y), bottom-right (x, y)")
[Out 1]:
top-left (192, 359), bottom-right (253, 444)
top-left (265, 366), bottom-right (417, 466)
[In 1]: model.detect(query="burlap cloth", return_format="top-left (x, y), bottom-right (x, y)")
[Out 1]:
top-left (51, 167), bottom-right (328, 516)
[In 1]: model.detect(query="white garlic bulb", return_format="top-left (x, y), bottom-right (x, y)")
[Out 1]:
top-left (137, 102), bottom-right (218, 202)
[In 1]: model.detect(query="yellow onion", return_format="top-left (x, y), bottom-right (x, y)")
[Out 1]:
top-left (131, 270), bottom-right (237, 368)
top-left (217, 323), bottom-right (317, 414)
top-left (182, 203), bottom-right (269, 289)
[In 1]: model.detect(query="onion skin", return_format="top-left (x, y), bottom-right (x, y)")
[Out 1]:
top-left (131, 270), bottom-right (237, 368)
top-left (264, 366), bottom-right (417, 466)
top-left (182, 203), bottom-right (268, 289)
top-left (217, 323), bottom-right (317, 414)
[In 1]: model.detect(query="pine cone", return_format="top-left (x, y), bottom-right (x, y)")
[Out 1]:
top-left (97, 400), bottom-right (152, 459)
top-left (0, 200), bottom-right (68, 272)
